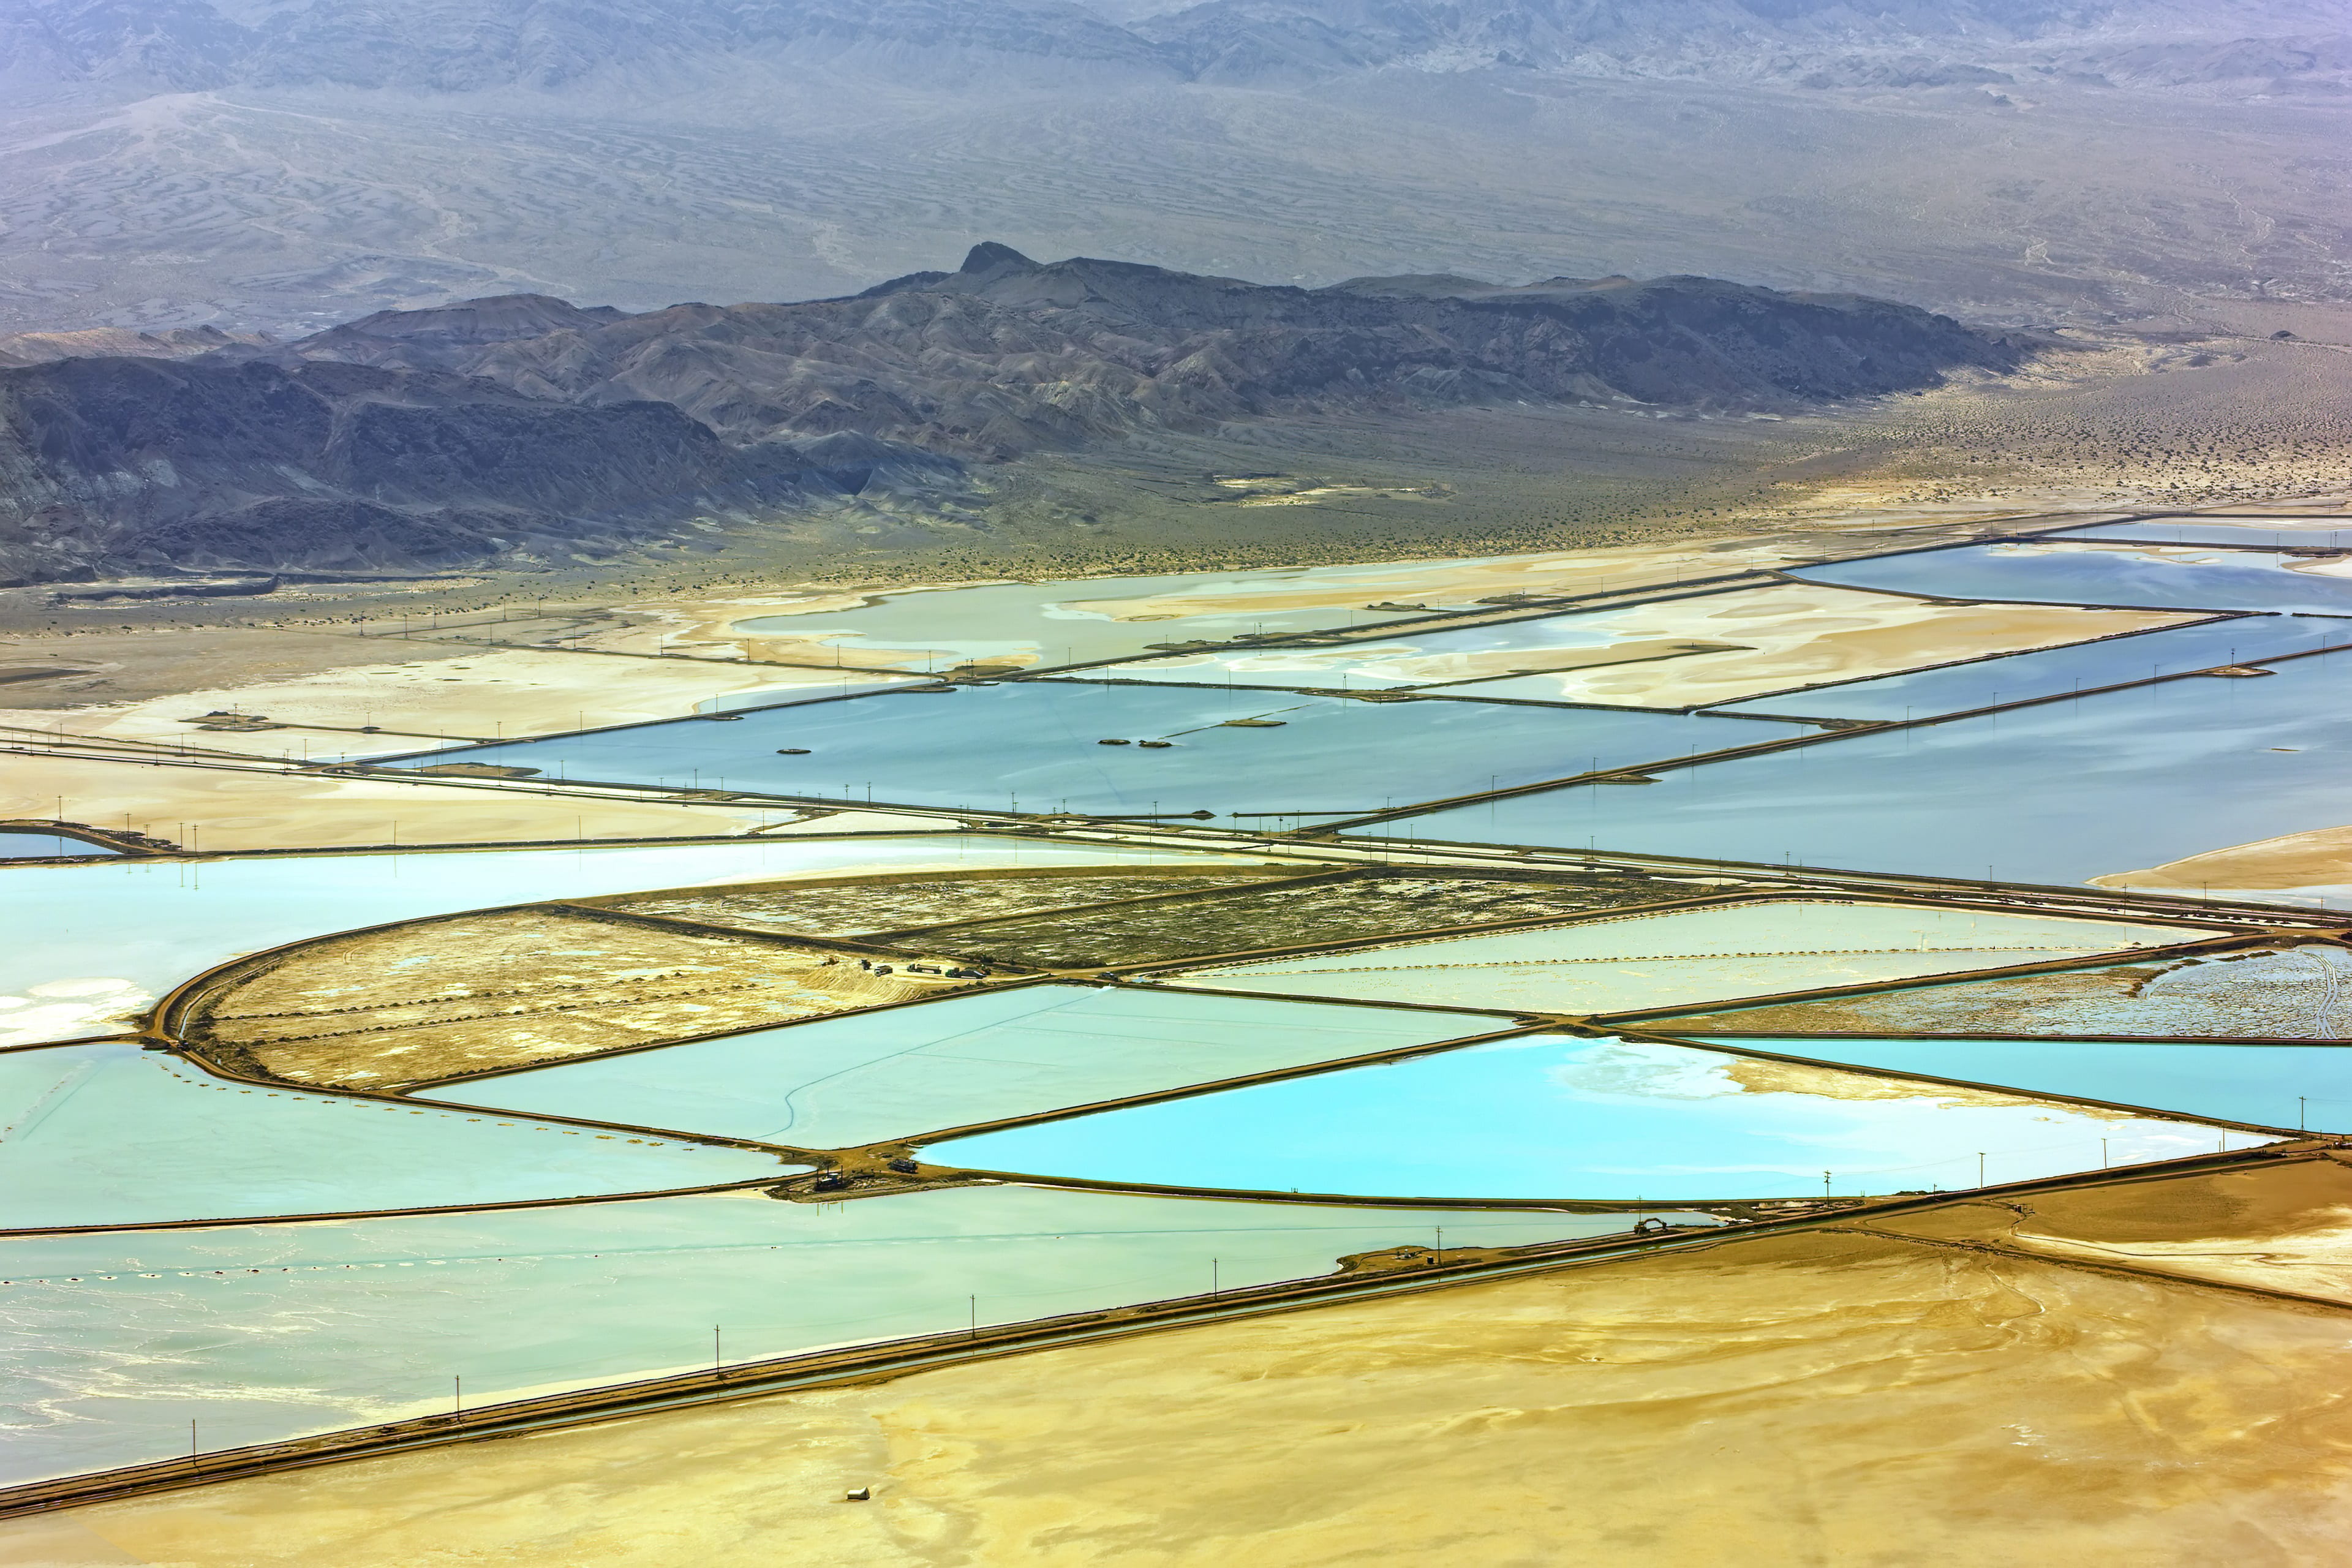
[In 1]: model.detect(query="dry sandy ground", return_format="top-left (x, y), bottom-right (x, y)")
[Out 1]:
top-left (1455, 587), bottom-right (2183, 707)
top-left (1550, 595), bottom-right (2185, 709)
top-left (13, 1161), bottom-right (2352, 1568)
top-left (0, 753), bottom-right (785, 850)
top-left (0, 647), bottom-right (906, 762)
top-left (2092, 827), bottom-right (2352, 896)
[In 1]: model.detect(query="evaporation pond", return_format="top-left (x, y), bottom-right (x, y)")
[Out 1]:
top-left (0, 1042), bottom-right (788, 1228)
top-left (380, 682), bottom-right (1805, 816)
top-left (2062, 519), bottom-right (2352, 549)
top-left (1721, 616), bottom-right (2298, 722)
top-left (1084, 603), bottom-right (1717, 690)
top-left (923, 1034), bottom-right (2243, 1201)
top-left (0, 1185), bottom-right (1687, 1484)
top-left (434, 985), bottom-right (1499, 1147)
top-left (1163, 899), bottom-right (2206, 1014)
top-left (1642, 946), bottom-right (2352, 1041)
top-left (1792, 540), bottom-right (2352, 615)
top-left (1373, 647), bottom-right (2352, 884)
top-left (0, 832), bottom-right (121, 861)
top-left (725, 556), bottom-right (1537, 669)
top-left (1688, 1036), bottom-right (2348, 1133)
top-left (0, 835), bottom-right (1227, 1049)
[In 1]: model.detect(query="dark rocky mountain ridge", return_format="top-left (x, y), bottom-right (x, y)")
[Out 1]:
top-left (293, 243), bottom-right (2020, 453)
top-left (0, 244), bottom-right (2022, 583)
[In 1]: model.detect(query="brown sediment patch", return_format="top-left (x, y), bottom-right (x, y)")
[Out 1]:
top-left (28, 1205), bottom-right (2352, 1565)
top-left (584, 865), bottom-right (1302, 938)
top-left (725, 632), bottom-right (1037, 674)
top-left (914, 872), bottom-right (1686, 970)
top-left (2092, 825), bottom-right (2352, 892)
top-left (0, 752), bottom-right (786, 851)
top-left (183, 908), bottom-right (976, 1091)
top-left (1715, 1054), bottom-right (2080, 1112)
top-left (1494, 584), bottom-right (2193, 708)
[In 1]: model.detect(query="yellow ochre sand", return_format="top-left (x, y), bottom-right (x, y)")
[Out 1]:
top-left (2095, 825), bottom-right (2352, 894)
top-left (1882, 1153), bottom-right (2352, 1305)
top-left (15, 1163), bottom-right (2352, 1567)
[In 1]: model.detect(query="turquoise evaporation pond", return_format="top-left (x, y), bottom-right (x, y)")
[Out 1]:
top-left (1082, 609), bottom-right (1647, 692)
top-left (0, 832), bottom-right (119, 861)
top-left (375, 682), bottom-right (1806, 816)
top-left (1719, 615), bottom-right (2299, 722)
top-left (0, 1042), bottom-right (788, 1229)
top-left (434, 984), bottom-right (1496, 1148)
top-left (1692, 1036), bottom-right (2351, 1134)
top-left (0, 1186), bottom-right (1704, 1484)
top-left (1792, 540), bottom-right (2352, 616)
top-left (2060, 519), bottom-right (2352, 549)
top-left (0, 835), bottom-right (1243, 1049)
top-left (726, 558), bottom-right (1517, 670)
top-left (923, 1035), bottom-right (2245, 1201)
top-left (1368, 646), bottom-right (2352, 886)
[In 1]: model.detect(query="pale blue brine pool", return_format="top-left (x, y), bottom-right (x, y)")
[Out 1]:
top-left (922, 1035), bottom-right (2247, 1201)
top-left (0, 832), bottom-right (121, 861)
top-left (725, 558), bottom-right (1513, 671)
top-left (1793, 540), bottom-right (2352, 616)
top-left (0, 1185), bottom-right (1702, 1484)
top-left (373, 681), bottom-right (1807, 818)
top-left (1718, 615), bottom-right (2299, 722)
top-left (0, 1043), bottom-right (791, 1230)
top-left (1367, 647), bottom-right (2352, 887)
top-left (2057, 519), bottom-right (2352, 550)
top-left (1687, 1036), bottom-right (2348, 1134)
top-left (434, 984), bottom-right (1502, 1147)
top-left (0, 835), bottom-right (1243, 1049)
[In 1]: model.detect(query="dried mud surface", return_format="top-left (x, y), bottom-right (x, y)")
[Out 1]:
top-left (920, 872), bottom-right (1725, 970)
top-left (186, 908), bottom-right (971, 1090)
top-left (1878, 1154), bottom-right (2352, 1306)
top-left (20, 1179), bottom-right (2352, 1567)
top-left (587, 868), bottom-right (1296, 938)
top-left (2096, 824), bottom-right (2352, 894)
top-left (0, 751), bottom-right (783, 851)
top-left (0, 646), bottom-right (883, 762)
top-left (1656, 946), bottom-right (2352, 1039)
top-left (1446, 586), bottom-right (2190, 709)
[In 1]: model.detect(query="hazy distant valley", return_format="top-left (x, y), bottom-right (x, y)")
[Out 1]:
top-left (2, 0), bottom-right (2349, 338)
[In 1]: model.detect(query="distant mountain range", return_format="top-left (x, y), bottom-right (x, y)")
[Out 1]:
top-left (2, 0), bottom-right (2345, 338)
top-left (10, 0), bottom-right (2346, 94)
top-left (0, 244), bottom-right (2021, 582)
